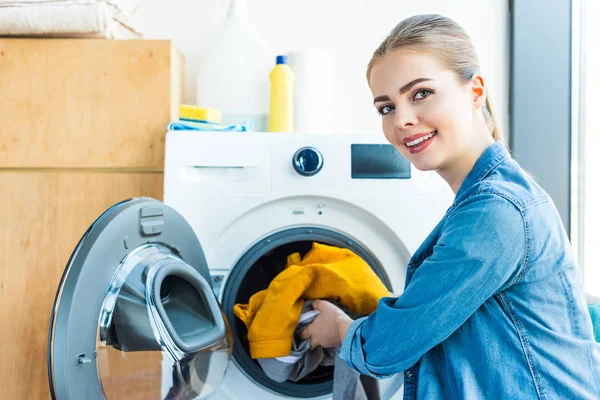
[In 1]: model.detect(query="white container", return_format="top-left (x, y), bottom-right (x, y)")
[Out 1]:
top-left (195, 0), bottom-right (272, 131)
top-left (287, 49), bottom-right (334, 133)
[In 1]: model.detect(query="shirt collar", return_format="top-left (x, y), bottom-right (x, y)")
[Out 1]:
top-left (454, 140), bottom-right (510, 202)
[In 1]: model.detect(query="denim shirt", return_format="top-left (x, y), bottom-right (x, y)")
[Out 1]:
top-left (339, 141), bottom-right (600, 399)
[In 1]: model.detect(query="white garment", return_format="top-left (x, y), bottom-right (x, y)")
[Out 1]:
top-left (0, 0), bottom-right (142, 38)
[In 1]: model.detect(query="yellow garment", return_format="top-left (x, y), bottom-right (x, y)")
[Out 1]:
top-left (233, 242), bottom-right (391, 359)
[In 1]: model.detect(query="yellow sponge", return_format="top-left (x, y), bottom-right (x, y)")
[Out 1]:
top-left (179, 105), bottom-right (222, 124)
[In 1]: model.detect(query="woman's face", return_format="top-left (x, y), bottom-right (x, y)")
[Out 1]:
top-left (369, 49), bottom-right (481, 172)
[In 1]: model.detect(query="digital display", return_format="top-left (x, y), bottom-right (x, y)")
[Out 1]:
top-left (351, 144), bottom-right (411, 179)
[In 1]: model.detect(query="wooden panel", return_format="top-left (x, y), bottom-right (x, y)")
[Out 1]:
top-left (0, 39), bottom-right (184, 169)
top-left (0, 171), bottom-right (163, 400)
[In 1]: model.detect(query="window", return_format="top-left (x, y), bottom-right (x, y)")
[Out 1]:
top-left (578, 0), bottom-right (600, 296)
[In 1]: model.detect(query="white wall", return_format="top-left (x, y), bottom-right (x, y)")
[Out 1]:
top-left (140, 0), bottom-right (510, 137)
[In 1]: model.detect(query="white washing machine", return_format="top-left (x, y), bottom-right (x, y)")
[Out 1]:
top-left (47, 131), bottom-right (453, 400)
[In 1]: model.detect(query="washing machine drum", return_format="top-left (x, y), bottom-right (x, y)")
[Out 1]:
top-left (48, 198), bottom-right (232, 400)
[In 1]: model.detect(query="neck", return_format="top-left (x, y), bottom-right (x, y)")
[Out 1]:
top-left (437, 128), bottom-right (495, 194)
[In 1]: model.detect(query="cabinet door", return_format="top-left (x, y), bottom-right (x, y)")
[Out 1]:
top-left (0, 39), bottom-right (183, 170)
top-left (0, 172), bottom-right (163, 400)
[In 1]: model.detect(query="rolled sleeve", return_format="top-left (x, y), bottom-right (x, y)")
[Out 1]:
top-left (339, 316), bottom-right (394, 378)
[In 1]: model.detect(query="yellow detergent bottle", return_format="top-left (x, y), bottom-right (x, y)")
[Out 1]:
top-left (269, 55), bottom-right (294, 132)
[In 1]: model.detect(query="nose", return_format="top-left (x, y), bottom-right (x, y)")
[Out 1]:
top-left (394, 105), bottom-right (419, 130)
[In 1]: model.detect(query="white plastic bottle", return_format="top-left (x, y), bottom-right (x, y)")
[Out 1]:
top-left (195, 0), bottom-right (272, 131)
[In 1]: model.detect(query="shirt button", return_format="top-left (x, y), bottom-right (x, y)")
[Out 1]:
top-left (405, 370), bottom-right (413, 378)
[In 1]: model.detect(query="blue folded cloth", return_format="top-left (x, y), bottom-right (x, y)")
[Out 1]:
top-left (167, 120), bottom-right (253, 132)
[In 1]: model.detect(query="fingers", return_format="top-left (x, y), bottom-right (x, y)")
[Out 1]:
top-left (300, 330), bottom-right (319, 350)
top-left (299, 325), bottom-right (319, 349)
top-left (312, 299), bottom-right (340, 310)
top-left (298, 326), bottom-right (311, 341)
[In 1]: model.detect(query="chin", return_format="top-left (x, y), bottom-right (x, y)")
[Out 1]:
top-left (407, 152), bottom-right (444, 172)
top-left (411, 161), bottom-right (440, 172)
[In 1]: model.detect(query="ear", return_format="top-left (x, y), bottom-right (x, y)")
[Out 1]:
top-left (470, 74), bottom-right (486, 111)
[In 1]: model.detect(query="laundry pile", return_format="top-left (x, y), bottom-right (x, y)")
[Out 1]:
top-left (0, 0), bottom-right (142, 38)
top-left (234, 242), bottom-right (391, 400)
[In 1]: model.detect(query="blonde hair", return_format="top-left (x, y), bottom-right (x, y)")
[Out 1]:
top-left (367, 14), bottom-right (503, 144)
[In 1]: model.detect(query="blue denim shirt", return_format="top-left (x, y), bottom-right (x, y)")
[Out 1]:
top-left (339, 141), bottom-right (600, 399)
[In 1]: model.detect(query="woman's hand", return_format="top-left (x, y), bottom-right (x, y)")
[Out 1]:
top-left (298, 300), bottom-right (354, 349)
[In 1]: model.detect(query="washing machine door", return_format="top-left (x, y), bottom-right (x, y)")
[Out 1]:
top-left (48, 197), bottom-right (232, 400)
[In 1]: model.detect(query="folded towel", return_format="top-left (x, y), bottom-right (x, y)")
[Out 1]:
top-left (0, 0), bottom-right (141, 38)
top-left (167, 120), bottom-right (253, 132)
top-left (233, 242), bottom-right (391, 359)
top-left (0, 0), bottom-right (141, 19)
top-left (0, 0), bottom-right (87, 4)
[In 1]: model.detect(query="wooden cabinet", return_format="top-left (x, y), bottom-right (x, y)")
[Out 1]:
top-left (0, 39), bottom-right (184, 170)
top-left (0, 38), bottom-right (183, 399)
top-left (0, 172), bottom-right (163, 399)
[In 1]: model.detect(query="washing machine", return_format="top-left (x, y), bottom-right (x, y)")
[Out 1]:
top-left (48, 131), bottom-right (454, 400)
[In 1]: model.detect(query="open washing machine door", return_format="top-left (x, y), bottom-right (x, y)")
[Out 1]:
top-left (48, 197), bottom-right (232, 400)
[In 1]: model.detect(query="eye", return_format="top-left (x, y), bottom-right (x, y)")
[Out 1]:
top-left (378, 104), bottom-right (395, 116)
top-left (413, 89), bottom-right (433, 101)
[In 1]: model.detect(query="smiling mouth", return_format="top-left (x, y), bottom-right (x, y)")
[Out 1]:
top-left (405, 131), bottom-right (437, 148)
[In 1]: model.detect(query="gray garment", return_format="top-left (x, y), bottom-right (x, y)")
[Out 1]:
top-left (332, 348), bottom-right (367, 400)
top-left (257, 300), bottom-right (337, 382)
top-left (257, 300), bottom-right (379, 400)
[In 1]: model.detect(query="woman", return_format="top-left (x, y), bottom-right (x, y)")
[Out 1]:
top-left (299, 14), bottom-right (600, 399)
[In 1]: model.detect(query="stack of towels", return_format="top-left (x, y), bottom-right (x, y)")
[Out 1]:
top-left (0, 0), bottom-right (142, 38)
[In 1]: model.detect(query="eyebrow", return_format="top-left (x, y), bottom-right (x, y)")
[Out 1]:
top-left (373, 77), bottom-right (434, 104)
